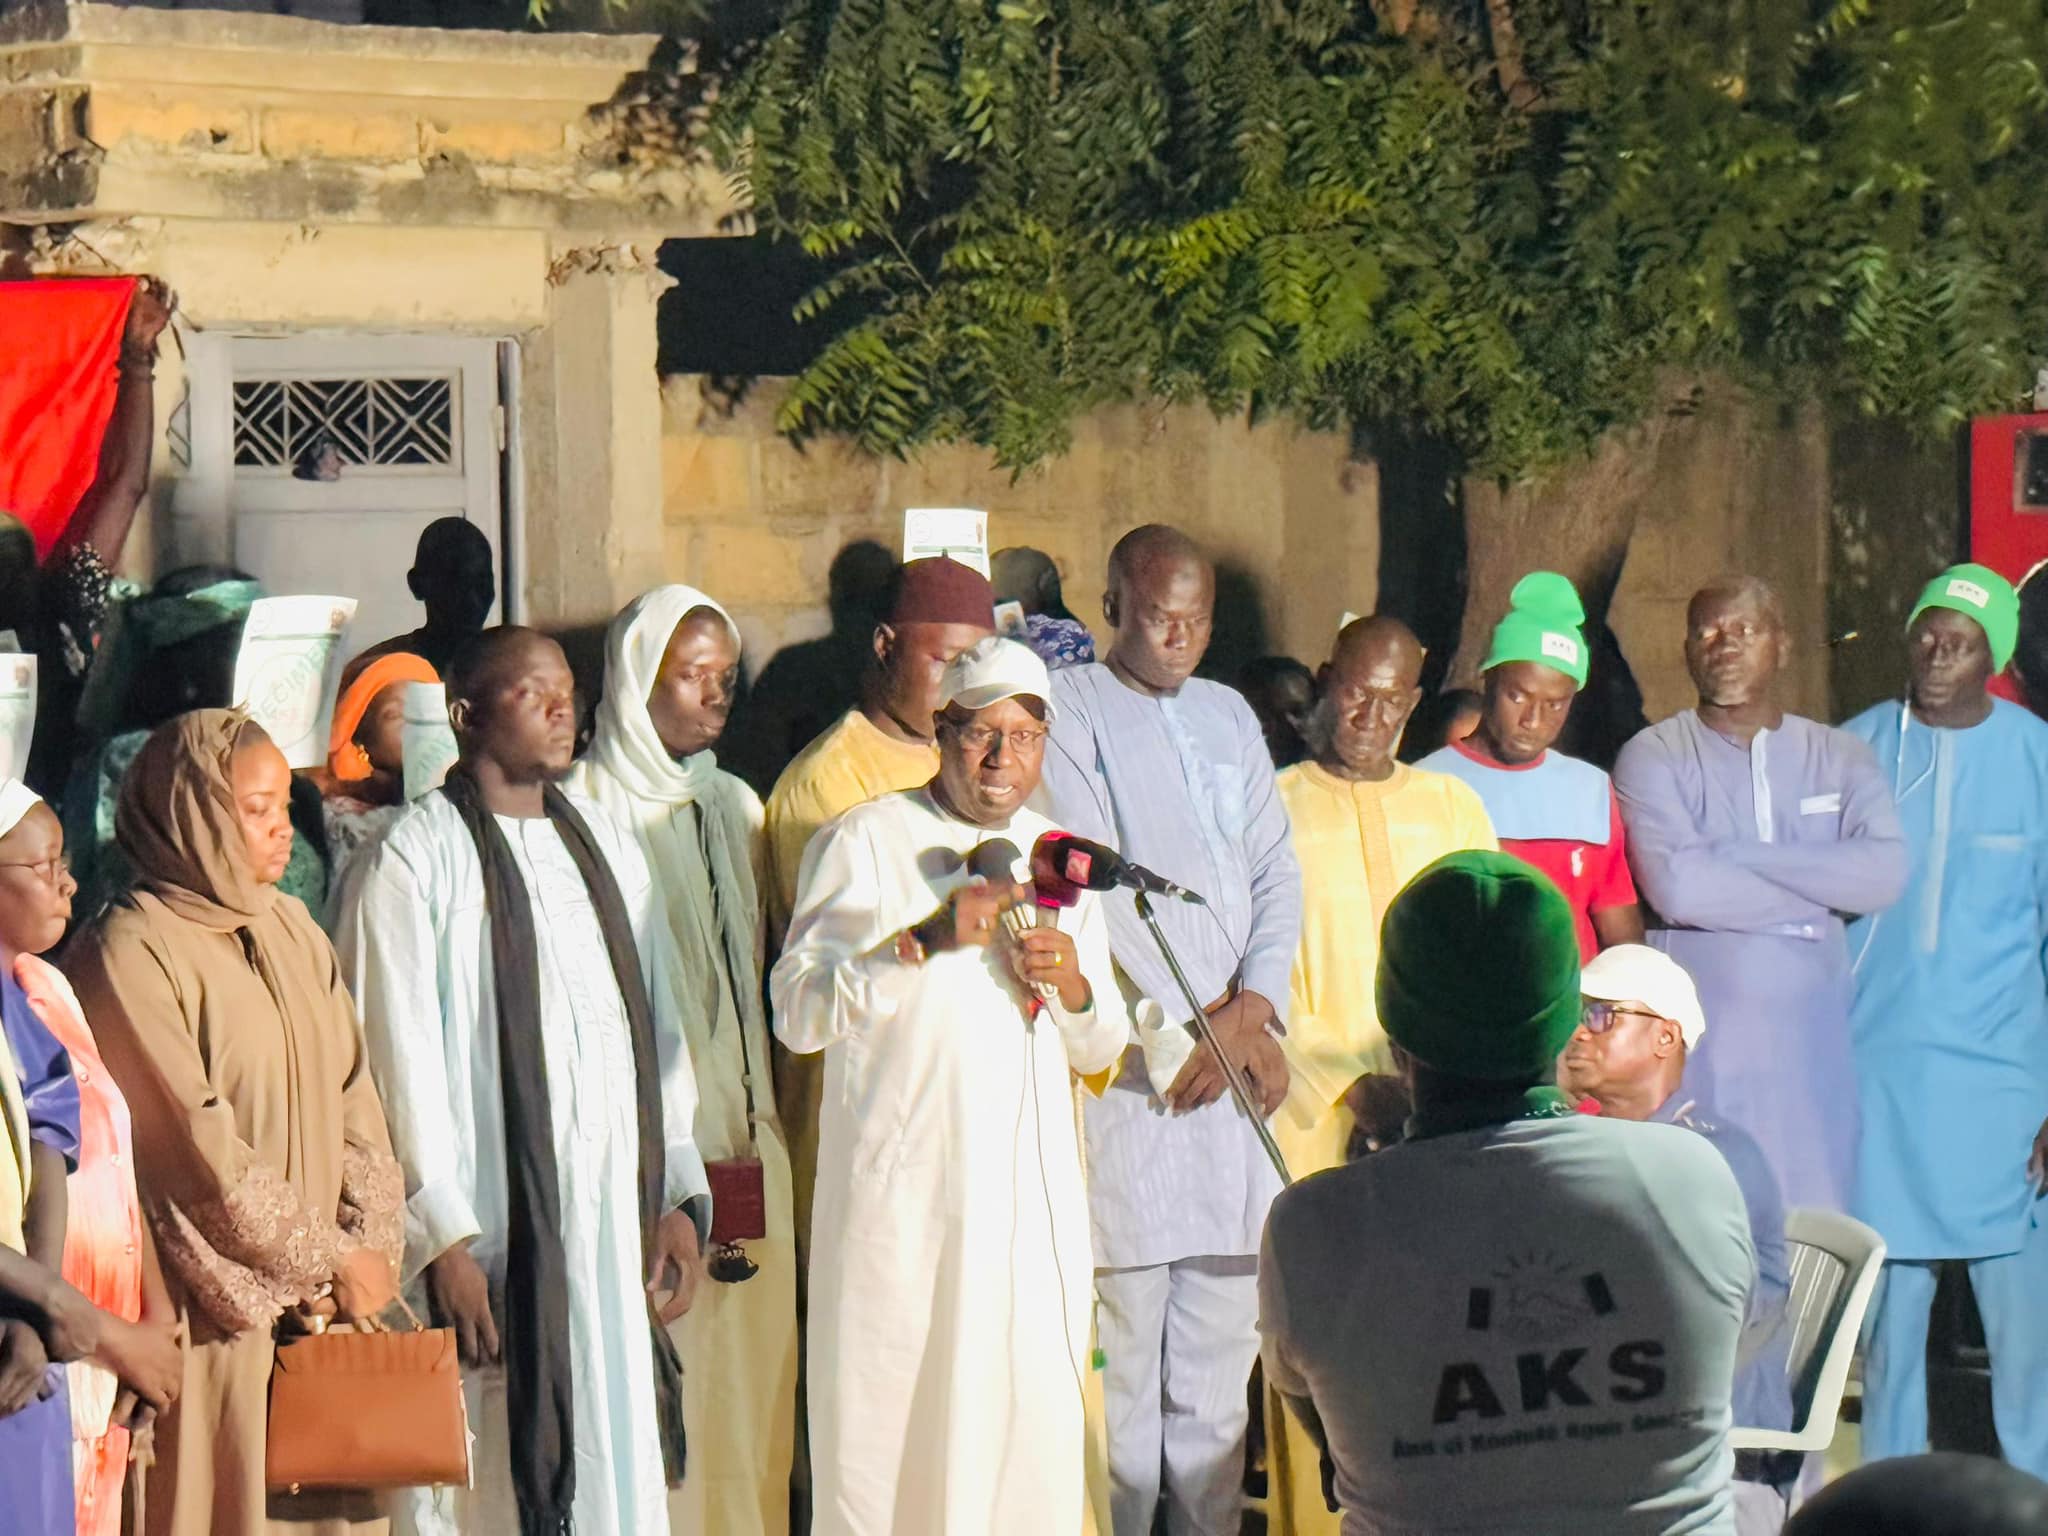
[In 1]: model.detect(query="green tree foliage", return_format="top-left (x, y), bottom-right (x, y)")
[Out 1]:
top-left (711, 0), bottom-right (2048, 474)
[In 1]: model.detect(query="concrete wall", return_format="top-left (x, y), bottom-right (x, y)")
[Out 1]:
top-left (1608, 389), bottom-right (1832, 724)
top-left (663, 376), bottom-right (1839, 725)
top-left (661, 377), bottom-right (1383, 687)
top-left (1828, 420), bottom-right (1964, 722)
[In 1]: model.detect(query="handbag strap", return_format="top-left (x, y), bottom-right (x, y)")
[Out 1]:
top-left (695, 806), bottom-right (761, 1156)
top-left (337, 1302), bottom-right (430, 1335)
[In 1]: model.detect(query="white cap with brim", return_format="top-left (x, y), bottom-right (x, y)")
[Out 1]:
top-left (1580, 944), bottom-right (1707, 1050)
top-left (939, 635), bottom-right (1058, 719)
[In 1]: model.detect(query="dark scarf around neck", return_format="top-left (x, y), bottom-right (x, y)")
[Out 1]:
top-left (440, 770), bottom-right (687, 1535)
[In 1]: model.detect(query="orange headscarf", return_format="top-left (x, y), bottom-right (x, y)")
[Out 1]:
top-left (326, 652), bottom-right (438, 782)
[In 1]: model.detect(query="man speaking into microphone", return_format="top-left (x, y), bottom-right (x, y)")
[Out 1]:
top-left (771, 635), bottom-right (1130, 1536)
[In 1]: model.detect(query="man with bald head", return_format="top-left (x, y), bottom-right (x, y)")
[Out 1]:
top-left (1614, 578), bottom-right (1906, 1216)
top-left (1262, 615), bottom-right (1494, 1536)
top-left (1039, 524), bottom-right (1303, 1536)
top-left (335, 626), bottom-right (712, 1536)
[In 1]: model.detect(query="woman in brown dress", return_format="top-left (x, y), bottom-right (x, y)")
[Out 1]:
top-left (64, 710), bottom-right (403, 1536)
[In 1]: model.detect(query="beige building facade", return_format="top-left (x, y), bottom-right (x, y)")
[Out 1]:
top-left (2, 0), bottom-right (725, 645)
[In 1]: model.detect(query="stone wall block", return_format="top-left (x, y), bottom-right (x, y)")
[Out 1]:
top-left (665, 434), bottom-right (758, 518)
top-left (422, 116), bottom-right (566, 163)
top-left (0, 87), bottom-right (58, 161)
top-left (87, 87), bottom-right (254, 155)
top-left (758, 435), bottom-right (884, 521)
top-left (689, 521), bottom-right (820, 606)
top-left (261, 105), bottom-right (419, 162)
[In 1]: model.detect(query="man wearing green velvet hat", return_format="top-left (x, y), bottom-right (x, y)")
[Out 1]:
top-left (1422, 573), bottom-right (1644, 960)
top-left (1842, 562), bottom-right (2048, 1482)
top-left (1259, 850), bottom-right (1754, 1535)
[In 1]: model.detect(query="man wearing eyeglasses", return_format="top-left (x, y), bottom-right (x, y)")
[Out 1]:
top-left (772, 635), bottom-right (1130, 1535)
top-left (1563, 945), bottom-right (1795, 1534)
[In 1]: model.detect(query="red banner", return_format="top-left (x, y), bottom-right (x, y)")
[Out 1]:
top-left (0, 277), bottom-right (137, 558)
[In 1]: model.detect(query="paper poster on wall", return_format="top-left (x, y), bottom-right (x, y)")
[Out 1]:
top-left (994, 601), bottom-right (1028, 639)
top-left (402, 682), bottom-right (459, 803)
top-left (233, 596), bottom-right (356, 771)
top-left (0, 654), bottom-right (34, 782)
top-left (1341, 611), bottom-right (1360, 633)
top-left (903, 508), bottom-right (990, 576)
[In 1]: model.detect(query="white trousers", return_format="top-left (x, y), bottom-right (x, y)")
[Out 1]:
top-left (1096, 1256), bottom-right (1260, 1536)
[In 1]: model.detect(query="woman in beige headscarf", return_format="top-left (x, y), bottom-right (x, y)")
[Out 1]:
top-left (64, 710), bottom-right (403, 1536)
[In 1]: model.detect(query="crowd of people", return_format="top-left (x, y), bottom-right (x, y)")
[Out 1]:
top-left (3, 440), bottom-right (2047, 1536)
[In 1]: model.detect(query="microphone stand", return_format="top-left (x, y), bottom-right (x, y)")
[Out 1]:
top-left (1132, 889), bottom-right (1293, 1187)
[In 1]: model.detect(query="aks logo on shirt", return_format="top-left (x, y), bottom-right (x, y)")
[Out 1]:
top-left (1429, 1250), bottom-right (1666, 1426)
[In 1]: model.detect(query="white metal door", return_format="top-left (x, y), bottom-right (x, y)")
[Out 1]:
top-left (174, 333), bottom-right (507, 655)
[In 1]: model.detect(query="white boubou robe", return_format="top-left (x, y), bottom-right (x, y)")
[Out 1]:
top-left (771, 789), bottom-right (1130, 1536)
top-left (332, 789), bottom-right (711, 1536)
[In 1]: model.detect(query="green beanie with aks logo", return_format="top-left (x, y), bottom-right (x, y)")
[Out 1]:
top-left (1482, 571), bottom-right (1589, 689)
top-left (1908, 562), bottom-right (2018, 672)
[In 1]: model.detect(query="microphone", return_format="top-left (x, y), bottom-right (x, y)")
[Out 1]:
top-left (1029, 846), bottom-right (1084, 915)
top-left (968, 839), bottom-right (1057, 1003)
top-left (1030, 831), bottom-right (1207, 906)
top-left (966, 837), bottom-right (1023, 887)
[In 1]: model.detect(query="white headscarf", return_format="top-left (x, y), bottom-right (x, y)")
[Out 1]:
top-left (574, 588), bottom-right (766, 1154)
top-left (586, 586), bottom-right (738, 807)
top-left (0, 779), bottom-right (42, 841)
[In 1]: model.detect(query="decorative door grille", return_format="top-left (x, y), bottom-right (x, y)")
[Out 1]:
top-left (231, 375), bottom-right (458, 471)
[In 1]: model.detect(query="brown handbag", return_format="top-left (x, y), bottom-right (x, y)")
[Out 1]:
top-left (707, 1155), bottom-right (767, 1244)
top-left (265, 1300), bottom-right (471, 1494)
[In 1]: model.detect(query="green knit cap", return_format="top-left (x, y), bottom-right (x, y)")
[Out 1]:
top-left (1482, 571), bottom-right (1589, 688)
top-left (1377, 850), bottom-right (1583, 1082)
top-left (1909, 562), bottom-right (2019, 672)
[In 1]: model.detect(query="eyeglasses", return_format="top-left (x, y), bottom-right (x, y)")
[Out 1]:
top-left (1579, 1000), bottom-right (1665, 1034)
top-left (0, 854), bottom-right (70, 889)
top-left (952, 725), bottom-right (1050, 757)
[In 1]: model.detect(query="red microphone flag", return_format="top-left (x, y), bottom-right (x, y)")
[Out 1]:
top-left (0, 277), bottom-right (138, 558)
top-left (1029, 832), bottom-right (1086, 912)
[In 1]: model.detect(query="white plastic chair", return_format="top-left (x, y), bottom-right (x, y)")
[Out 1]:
top-left (1731, 1207), bottom-right (1887, 1455)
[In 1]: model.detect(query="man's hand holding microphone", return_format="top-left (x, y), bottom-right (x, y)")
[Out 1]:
top-left (894, 843), bottom-right (1092, 1015)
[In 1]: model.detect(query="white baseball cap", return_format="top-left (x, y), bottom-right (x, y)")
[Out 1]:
top-left (1579, 944), bottom-right (1707, 1050)
top-left (939, 636), bottom-right (1058, 719)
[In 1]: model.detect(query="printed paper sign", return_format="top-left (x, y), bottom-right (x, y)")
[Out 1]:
top-left (1341, 611), bottom-right (1360, 633)
top-left (233, 597), bottom-right (356, 771)
top-left (402, 682), bottom-right (459, 802)
top-left (0, 653), bottom-right (33, 782)
top-left (994, 601), bottom-right (1028, 639)
top-left (903, 507), bottom-right (990, 576)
